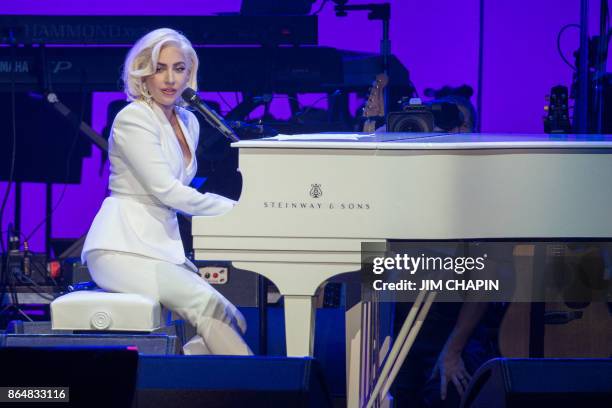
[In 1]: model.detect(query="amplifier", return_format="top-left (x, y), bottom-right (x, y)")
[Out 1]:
top-left (3, 251), bottom-right (48, 285)
top-left (61, 258), bottom-right (92, 285)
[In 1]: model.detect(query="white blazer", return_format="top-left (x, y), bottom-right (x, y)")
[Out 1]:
top-left (82, 100), bottom-right (235, 265)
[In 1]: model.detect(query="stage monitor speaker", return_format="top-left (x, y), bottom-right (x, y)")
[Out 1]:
top-left (136, 355), bottom-right (333, 408)
top-left (0, 346), bottom-right (138, 407)
top-left (462, 358), bottom-right (612, 408)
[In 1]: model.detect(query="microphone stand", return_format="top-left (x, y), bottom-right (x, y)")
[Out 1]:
top-left (575, 0), bottom-right (589, 133)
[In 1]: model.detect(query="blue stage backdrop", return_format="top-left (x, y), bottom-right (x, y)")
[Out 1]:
top-left (0, 0), bottom-right (609, 251)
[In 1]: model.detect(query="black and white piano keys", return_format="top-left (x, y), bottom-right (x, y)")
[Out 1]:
top-left (192, 132), bottom-right (612, 407)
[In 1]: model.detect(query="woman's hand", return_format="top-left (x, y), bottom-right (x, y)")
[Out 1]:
top-left (430, 345), bottom-right (472, 400)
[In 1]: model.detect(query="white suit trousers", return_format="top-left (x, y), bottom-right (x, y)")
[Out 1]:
top-left (86, 250), bottom-right (252, 356)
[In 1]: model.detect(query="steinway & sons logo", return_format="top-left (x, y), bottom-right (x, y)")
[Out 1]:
top-left (263, 183), bottom-right (371, 210)
top-left (309, 184), bottom-right (323, 198)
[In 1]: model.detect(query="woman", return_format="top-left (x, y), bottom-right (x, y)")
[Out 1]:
top-left (81, 28), bottom-right (251, 355)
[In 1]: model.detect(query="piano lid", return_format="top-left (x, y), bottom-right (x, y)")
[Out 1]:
top-left (232, 133), bottom-right (612, 150)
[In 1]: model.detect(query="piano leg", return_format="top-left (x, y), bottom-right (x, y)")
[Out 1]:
top-left (232, 261), bottom-right (358, 358)
top-left (283, 295), bottom-right (316, 357)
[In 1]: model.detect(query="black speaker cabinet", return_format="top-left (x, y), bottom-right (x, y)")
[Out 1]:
top-left (0, 347), bottom-right (138, 407)
top-left (136, 355), bottom-right (333, 408)
top-left (462, 358), bottom-right (612, 408)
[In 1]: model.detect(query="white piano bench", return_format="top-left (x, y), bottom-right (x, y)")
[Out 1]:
top-left (50, 291), bottom-right (161, 332)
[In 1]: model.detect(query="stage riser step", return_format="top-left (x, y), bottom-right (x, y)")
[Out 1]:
top-left (0, 334), bottom-right (180, 355)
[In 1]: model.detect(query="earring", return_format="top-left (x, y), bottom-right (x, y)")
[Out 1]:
top-left (142, 82), bottom-right (152, 104)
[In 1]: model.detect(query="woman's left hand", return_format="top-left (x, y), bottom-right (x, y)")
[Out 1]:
top-left (430, 345), bottom-right (472, 400)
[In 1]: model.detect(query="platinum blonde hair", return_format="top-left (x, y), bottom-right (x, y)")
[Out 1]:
top-left (122, 28), bottom-right (198, 105)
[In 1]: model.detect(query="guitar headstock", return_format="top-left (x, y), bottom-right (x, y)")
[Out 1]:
top-left (544, 85), bottom-right (571, 134)
top-left (364, 73), bottom-right (389, 118)
top-left (362, 73), bottom-right (389, 132)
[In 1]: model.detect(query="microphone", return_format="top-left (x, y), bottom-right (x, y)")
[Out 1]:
top-left (181, 88), bottom-right (240, 143)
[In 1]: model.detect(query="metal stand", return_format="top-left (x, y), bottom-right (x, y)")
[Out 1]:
top-left (334, 2), bottom-right (391, 74)
top-left (593, 0), bottom-right (609, 133)
top-left (258, 276), bottom-right (268, 355)
top-left (334, 2), bottom-right (392, 108)
top-left (575, 0), bottom-right (590, 133)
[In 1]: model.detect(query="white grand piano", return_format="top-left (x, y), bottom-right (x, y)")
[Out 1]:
top-left (192, 132), bottom-right (612, 359)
